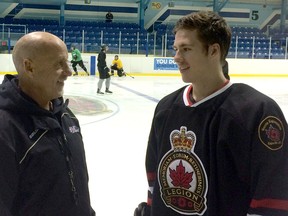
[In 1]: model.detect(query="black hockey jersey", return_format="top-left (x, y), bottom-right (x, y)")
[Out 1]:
top-left (146, 82), bottom-right (288, 216)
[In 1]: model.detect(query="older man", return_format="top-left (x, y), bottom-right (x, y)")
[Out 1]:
top-left (0, 32), bottom-right (95, 216)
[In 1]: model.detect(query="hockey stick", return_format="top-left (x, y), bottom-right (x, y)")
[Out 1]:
top-left (124, 72), bottom-right (134, 79)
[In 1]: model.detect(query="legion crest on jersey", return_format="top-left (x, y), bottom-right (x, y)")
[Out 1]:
top-left (158, 126), bottom-right (208, 215)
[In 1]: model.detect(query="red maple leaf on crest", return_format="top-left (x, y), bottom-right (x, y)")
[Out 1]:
top-left (266, 125), bottom-right (280, 141)
top-left (169, 160), bottom-right (193, 189)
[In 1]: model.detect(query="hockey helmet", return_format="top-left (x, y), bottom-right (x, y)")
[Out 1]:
top-left (101, 44), bottom-right (108, 50)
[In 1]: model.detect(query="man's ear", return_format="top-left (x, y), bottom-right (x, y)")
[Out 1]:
top-left (208, 43), bottom-right (220, 57)
top-left (23, 59), bottom-right (34, 76)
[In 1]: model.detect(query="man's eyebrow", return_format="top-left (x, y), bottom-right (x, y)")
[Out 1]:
top-left (174, 43), bottom-right (194, 48)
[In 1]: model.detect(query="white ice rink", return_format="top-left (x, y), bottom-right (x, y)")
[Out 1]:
top-left (1, 74), bottom-right (288, 215)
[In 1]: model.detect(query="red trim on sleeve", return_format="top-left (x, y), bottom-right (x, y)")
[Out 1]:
top-left (250, 198), bottom-right (288, 211)
top-left (147, 172), bottom-right (156, 181)
top-left (147, 198), bottom-right (152, 206)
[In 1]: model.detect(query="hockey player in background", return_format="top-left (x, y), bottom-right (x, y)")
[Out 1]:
top-left (97, 44), bottom-right (112, 94)
top-left (111, 55), bottom-right (126, 77)
top-left (134, 11), bottom-right (288, 216)
top-left (71, 45), bottom-right (89, 76)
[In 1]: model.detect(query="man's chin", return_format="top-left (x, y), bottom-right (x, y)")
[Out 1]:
top-left (181, 74), bottom-right (191, 83)
top-left (55, 91), bottom-right (64, 99)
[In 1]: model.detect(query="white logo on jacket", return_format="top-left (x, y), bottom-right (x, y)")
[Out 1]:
top-left (69, 125), bottom-right (80, 133)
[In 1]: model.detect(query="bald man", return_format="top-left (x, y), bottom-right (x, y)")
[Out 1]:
top-left (0, 32), bottom-right (95, 215)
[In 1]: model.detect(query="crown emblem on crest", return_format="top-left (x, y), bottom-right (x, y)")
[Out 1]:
top-left (170, 126), bottom-right (196, 152)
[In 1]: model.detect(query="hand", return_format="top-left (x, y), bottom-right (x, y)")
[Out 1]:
top-left (104, 67), bottom-right (110, 73)
top-left (134, 202), bottom-right (150, 216)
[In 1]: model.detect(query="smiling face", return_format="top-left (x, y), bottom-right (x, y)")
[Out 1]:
top-left (172, 11), bottom-right (232, 84)
top-left (173, 29), bottom-right (209, 83)
top-left (31, 41), bottom-right (71, 100)
top-left (13, 32), bottom-right (72, 109)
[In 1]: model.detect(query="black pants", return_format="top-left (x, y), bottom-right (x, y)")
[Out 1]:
top-left (98, 66), bottom-right (110, 79)
top-left (72, 60), bottom-right (87, 74)
top-left (111, 64), bottom-right (124, 77)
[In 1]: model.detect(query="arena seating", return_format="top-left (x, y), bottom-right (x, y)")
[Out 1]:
top-left (155, 24), bottom-right (287, 59)
top-left (0, 18), bottom-right (287, 58)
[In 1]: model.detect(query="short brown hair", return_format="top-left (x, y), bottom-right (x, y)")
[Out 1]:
top-left (173, 10), bottom-right (231, 63)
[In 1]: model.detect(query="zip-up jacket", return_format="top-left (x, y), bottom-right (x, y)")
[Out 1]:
top-left (0, 75), bottom-right (95, 216)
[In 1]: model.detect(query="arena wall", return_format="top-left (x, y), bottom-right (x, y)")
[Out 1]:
top-left (1, 53), bottom-right (287, 77)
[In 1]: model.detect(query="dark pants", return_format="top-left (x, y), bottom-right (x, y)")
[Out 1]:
top-left (111, 64), bottom-right (124, 77)
top-left (72, 60), bottom-right (87, 74)
top-left (98, 66), bottom-right (110, 79)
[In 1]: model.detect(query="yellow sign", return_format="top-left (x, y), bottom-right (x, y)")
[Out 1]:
top-left (151, 2), bottom-right (161, 10)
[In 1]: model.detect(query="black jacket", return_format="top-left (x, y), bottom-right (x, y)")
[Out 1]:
top-left (0, 75), bottom-right (95, 216)
top-left (97, 50), bottom-right (110, 79)
top-left (97, 50), bottom-right (107, 68)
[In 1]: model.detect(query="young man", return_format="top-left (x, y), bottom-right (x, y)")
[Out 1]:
top-left (0, 32), bottom-right (95, 215)
top-left (135, 11), bottom-right (288, 216)
top-left (71, 45), bottom-right (89, 76)
top-left (111, 55), bottom-right (126, 77)
top-left (97, 44), bottom-right (112, 94)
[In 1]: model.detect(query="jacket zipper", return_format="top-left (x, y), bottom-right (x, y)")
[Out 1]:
top-left (58, 134), bottom-right (79, 205)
